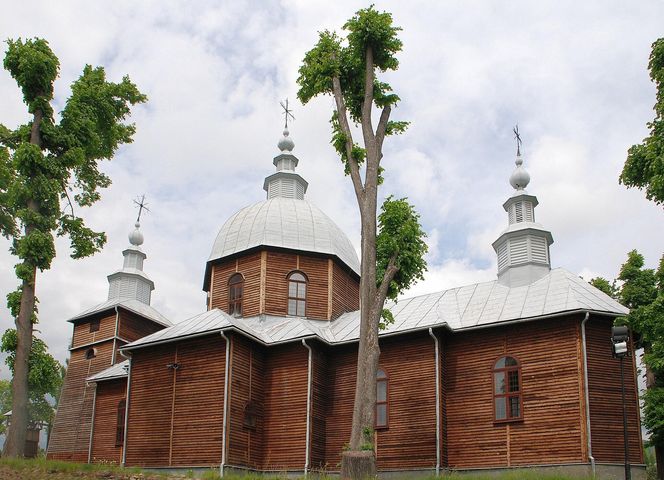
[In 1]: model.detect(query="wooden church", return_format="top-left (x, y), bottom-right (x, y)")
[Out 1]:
top-left (47, 128), bottom-right (644, 478)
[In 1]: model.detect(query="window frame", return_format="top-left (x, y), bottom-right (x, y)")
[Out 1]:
top-left (375, 367), bottom-right (389, 430)
top-left (228, 273), bottom-right (244, 317)
top-left (115, 398), bottom-right (126, 447)
top-left (89, 318), bottom-right (100, 333)
top-left (492, 355), bottom-right (523, 423)
top-left (287, 271), bottom-right (308, 317)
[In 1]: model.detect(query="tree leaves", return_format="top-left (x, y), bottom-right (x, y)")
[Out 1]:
top-left (376, 197), bottom-right (428, 302)
top-left (620, 38), bottom-right (664, 206)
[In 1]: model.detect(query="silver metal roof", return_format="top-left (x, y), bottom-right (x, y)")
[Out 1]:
top-left (67, 298), bottom-right (172, 327)
top-left (122, 268), bottom-right (626, 351)
top-left (87, 360), bottom-right (129, 383)
top-left (208, 198), bottom-right (360, 275)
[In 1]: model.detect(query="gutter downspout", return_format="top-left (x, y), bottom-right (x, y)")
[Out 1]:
top-left (87, 382), bottom-right (97, 464)
top-left (581, 312), bottom-right (595, 477)
top-left (429, 328), bottom-right (441, 476)
top-left (120, 350), bottom-right (132, 466)
top-left (302, 339), bottom-right (313, 476)
top-left (111, 306), bottom-right (120, 364)
top-left (220, 331), bottom-right (231, 478)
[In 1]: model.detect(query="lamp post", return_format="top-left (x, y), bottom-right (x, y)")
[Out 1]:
top-left (611, 325), bottom-right (631, 480)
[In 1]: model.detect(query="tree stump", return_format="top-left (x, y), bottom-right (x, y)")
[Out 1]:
top-left (341, 450), bottom-right (376, 480)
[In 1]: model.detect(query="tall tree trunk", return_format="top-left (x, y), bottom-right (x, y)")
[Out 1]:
top-left (2, 109), bottom-right (43, 458)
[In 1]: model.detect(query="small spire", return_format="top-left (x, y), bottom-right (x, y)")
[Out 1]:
top-left (278, 128), bottom-right (295, 153)
top-left (513, 124), bottom-right (522, 157)
top-left (509, 125), bottom-right (530, 190)
top-left (133, 194), bottom-right (150, 222)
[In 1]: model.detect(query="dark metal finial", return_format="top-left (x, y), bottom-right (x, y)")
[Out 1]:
top-left (513, 124), bottom-right (522, 156)
top-left (133, 194), bottom-right (150, 222)
top-left (280, 98), bottom-right (295, 129)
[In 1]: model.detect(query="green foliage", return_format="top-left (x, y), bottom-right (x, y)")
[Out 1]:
top-left (298, 6), bottom-right (408, 169)
top-left (1, 37), bottom-right (147, 274)
top-left (376, 197), bottom-right (428, 299)
top-left (0, 380), bottom-right (11, 434)
top-left (614, 250), bottom-right (664, 448)
top-left (1, 329), bottom-right (62, 427)
top-left (620, 38), bottom-right (664, 205)
top-left (589, 277), bottom-right (619, 299)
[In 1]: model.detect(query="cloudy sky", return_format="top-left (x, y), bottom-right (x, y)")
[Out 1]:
top-left (1, 0), bottom-right (663, 371)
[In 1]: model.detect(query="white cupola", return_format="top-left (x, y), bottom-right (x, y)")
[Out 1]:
top-left (107, 221), bottom-right (155, 304)
top-left (263, 128), bottom-right (309, 200)
top-left (492, 149), bottom-right (554, 287)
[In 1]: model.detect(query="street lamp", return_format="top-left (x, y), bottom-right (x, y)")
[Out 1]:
top-left (611, 325), bottom-right (631, 480)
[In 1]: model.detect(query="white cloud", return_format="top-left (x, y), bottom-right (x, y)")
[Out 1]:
top-left (1, 0), bottom-right (663, 374)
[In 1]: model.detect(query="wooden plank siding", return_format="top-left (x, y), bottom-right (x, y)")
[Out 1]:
top-left (331, 263), bottom-right (359, 319)
top-left (118, 310), bottom-right (164, 343)
top-left (261, 342), bottom-right (309, 470)
top-left (71, 312), bottom-right (117, 348)
top-left (48, 340), bottom-right (117, 461)
top-left (209, 248), bottom-right (358, 321)
top-left (227, 333), bottom-right (265, 469)
top-left (310, 342), bottom-right (328, 470)
top-left (586, 317), bottom-right (643, 463)
top-left (210, 253), bottom-right (262, 316)
top-left (90, 379), bottom-right (126, 464)
top-left (444, 316), bottom-right (586, 468)
top-left (125, 335), bottom-right (226, 467)
top-left (323, 333), bottom-right (438, 471)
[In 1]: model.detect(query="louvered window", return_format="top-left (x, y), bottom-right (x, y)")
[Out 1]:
top-left (497, 243), bottom-right (509, 271)
top-left (515, 202), bottom-right (524, 222)
top-left (296, 182), bottom-right (304, 199)
top-left (282, 179), bottom-right (295, 198)
top-left (531, 236), bottom-right (548, 263)
top-left (524, 202), bottom-right (534, 222)
top-left (228, 273), bottom-right (244, 317)
top-left (509, 237), bottom-right (529, 264)
top-left (376, 367), bottom-right (389, 429)
top-left (90, 319), bottom-right (100, 333)
top-left (493, 356), bottom-right (522, 422)
top-left (116, 399), bottom-right (126, 446)
top-left (287, 271), bottom-right (307, 316)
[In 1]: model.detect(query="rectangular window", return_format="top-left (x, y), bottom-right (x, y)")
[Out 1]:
top-left (90, 319), bottom-right (100, 333)
top-left (116, 399), bottom-right (126, 446)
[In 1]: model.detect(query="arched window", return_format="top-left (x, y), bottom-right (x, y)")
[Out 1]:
top-left (228, 273), bottom-right (244, 317)
top-left (493, 356), bottom-right (522, 422)
top-left (375, 367), bottom-right (389, 429)
top-left (115, 399), bottom-right (126, 446)
top-left (243, 401), bottom-right (258, 430)
top-left (287, 271), bottom-right (307, 317)
top-left (85, 348), bottom-right (96, 360)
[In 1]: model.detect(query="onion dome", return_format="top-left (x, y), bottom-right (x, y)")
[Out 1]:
top-left (509, 154), bottom-right (531, 190)
top-left (128, 221), bottom-right (144, 246)
top-left (278, 128), bottom-right (295, 152)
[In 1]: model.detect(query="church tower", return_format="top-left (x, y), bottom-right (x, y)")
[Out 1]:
top-left (492, 147), bottom-right (554, 287)
top-left (47, 220), bottom-right (170, 462)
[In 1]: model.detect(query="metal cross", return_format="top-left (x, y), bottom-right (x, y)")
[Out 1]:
top-left (280, 98), bottom-right (295, 128)
top-left (513, 124), bottom-right (522, 156)
top-left (133, 194), bottom-right (150, 222)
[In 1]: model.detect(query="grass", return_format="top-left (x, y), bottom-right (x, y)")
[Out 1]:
top-left (0, 457), bottom-right (596, 480)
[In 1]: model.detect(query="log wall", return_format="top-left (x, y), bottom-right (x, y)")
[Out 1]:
top-left (227, 333), bottom-right (265, 469)
top-left (71, 312), bottom-right (116, 348)
top-left (208, 249), bottom-right (359, 321)
top-left (48, 340), bottom-right (116, 461)
top-left (331, 263), bottom-right (359, 319)
top-left (125, 335), bottom-right (226, 467)
top-left (444, 316), bottom-right (586, 468)
top-left (261, 342), bottom-right (309, 470)
top-left (586, 317), bottom-right (643, 463)
top-left (118, 310), bottom-right (164, 342)
top-left (90, 379), bottom-right (126, 464)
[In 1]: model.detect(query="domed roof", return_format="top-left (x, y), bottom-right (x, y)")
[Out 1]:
top-left (208, 197), bottom-right (360, 274)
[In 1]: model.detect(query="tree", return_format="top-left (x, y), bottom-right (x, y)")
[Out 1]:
top-left (0, 380), bottom-right (11, 435)
top-left (0, 38), bottom-right (146, 457)
top-left (620, 38), bottom-right (664, 205)
top-left (589, 276), bottom-right (619, 299)
top-left (617, 251), bottom-right (664, 479)
top-left (297, 7), bottom-right (427, 477)
top-left (1, 329), bottom-right (63, 436)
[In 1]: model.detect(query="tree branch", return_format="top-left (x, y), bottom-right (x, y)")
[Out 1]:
top-left (61, 181), bottom-right (75, 217)
top-left (332, 75), bottom-right (365, 202)
top-left (375, 105), bottom-right (391, 153)
top-left (374, 252), bottom-right (399, 310)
